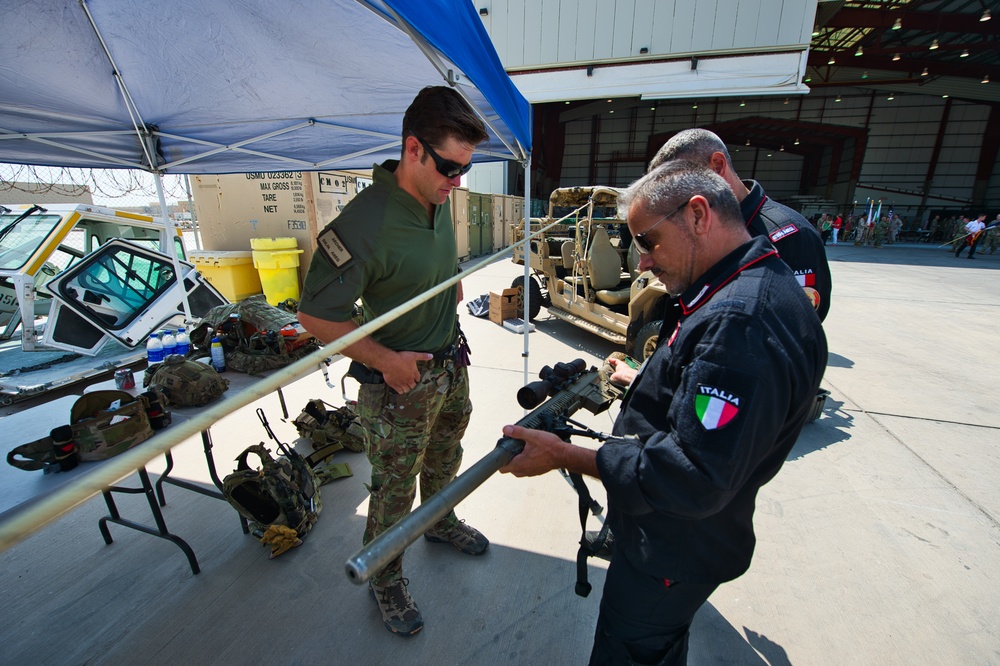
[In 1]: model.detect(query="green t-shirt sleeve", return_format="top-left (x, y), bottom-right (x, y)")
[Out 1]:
top-left (298, 232), bottom-right (367, 323)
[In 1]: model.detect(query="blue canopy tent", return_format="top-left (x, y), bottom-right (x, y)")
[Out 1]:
top-left (0, 0), bottom-right (530, 173)
top-left (0, 0), bottom-right (539, 550)
top-left (0, 0), bottom-right (535, 356)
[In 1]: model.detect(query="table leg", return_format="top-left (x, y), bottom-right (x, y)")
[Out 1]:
top-left (98, 466), bottom-right (201, 574)
top-left (155, 429), bottom-right (249, 534)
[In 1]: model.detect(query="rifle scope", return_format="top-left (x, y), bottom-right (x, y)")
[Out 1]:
top-left (516, 358), bottom-right (587, 409)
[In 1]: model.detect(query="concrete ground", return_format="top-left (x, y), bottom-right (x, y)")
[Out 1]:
top-left (0, 241), bottom-right (997, 664)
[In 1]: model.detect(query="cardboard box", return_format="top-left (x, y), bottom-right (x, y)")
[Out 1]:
top-left (189, 170), bottom-right (371, 287)
top-left (489, 288), bottom-right (519, 325)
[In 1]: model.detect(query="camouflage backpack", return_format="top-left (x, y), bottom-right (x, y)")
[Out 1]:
top-left (144, 355), bottom-right (229, 406)
top-left (189, 296), bottom-right (320, 376)
top-left (222, 443), bottom-right (322, 540)
top-left (292, 399), bottom-right (366, 453)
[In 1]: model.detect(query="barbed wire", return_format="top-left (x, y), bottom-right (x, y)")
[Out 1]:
top-left (0, 163), bottom-right (188, 206)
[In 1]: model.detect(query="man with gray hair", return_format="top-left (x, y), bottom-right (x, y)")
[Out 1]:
top-left (650, 128), bottom-right (831, 320)
top-left (501, 161), bottom-right (827, 664)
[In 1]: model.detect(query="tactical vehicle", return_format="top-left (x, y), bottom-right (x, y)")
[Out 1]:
top-left (0, 204), bottom-right (226, 405)
top-left (509, 186), bottom-right (673, 360)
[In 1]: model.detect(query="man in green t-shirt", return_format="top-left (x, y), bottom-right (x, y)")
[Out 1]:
top-left (298, 86), bottom-right (489, 637)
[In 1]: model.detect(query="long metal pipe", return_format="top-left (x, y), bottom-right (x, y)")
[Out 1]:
top-left (344, 367), bottom-right (602, 584)
top-left (344, 438), bottom-right (521, 584)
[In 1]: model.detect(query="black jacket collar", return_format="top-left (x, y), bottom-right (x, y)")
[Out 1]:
top-left (740, 180), bottom-right (768, 231)
top-left (677, 236), bottom-right (778, 316)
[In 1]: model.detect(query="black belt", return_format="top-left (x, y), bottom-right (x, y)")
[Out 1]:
top-left (348, 345), bottom-right (457, 385)
top-left (431, 342), bottom-right (458, 361)
top-left (347, 360), bottom-right (384, 384)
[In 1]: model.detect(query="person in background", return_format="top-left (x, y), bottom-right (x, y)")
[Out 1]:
top-left (820, 214), bottom-right (833, 245)
top-left (297, 86), bottom-right (490, 637)
top-left (889, 214), bottom-right (903, 244)
top-left (955, 213), bottom-right (987, 259)
top-left (983, 214), bottom-right (1000, 254)
top-left (832, 213), bottom-right (843, 245)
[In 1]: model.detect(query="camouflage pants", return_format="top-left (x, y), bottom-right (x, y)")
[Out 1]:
top-left (357, 361), bottom-right (472, 584)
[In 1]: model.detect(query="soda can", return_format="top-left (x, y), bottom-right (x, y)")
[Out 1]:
top-left (114, 368), bottom-right (135, 390)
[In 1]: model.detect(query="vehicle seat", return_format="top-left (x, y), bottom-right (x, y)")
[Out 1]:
top-left (587, 226), bottom-right (626, 290)
top-left (561, 240), bottom-right (575, 272)
top-left (561, 240), bottom-right (586, 286)
top-left (625, 241), bottom-right (640, 281)
top-left (593, 241), bottom-right (641, 306)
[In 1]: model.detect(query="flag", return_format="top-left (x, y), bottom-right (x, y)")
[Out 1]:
top-left (695, 386), bottom-right (741, 430)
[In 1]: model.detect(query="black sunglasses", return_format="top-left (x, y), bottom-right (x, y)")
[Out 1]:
top-left (633, 201), bottom-right (688, 254)
top-left (416, 136), bottom-right (473, 178)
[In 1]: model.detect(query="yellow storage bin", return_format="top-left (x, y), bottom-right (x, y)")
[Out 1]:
top-left (188, 250), bottom-right (263, 302)
top-left (250, 237), bottom-right (303, 305)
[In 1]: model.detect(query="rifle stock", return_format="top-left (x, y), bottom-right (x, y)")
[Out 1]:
top-left (344, 361), bottom-right (613, 585)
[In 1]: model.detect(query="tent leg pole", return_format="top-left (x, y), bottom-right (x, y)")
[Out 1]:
top-left (156, 174), bottom-right (193, 320)
top-left (521, 154), bottom-right (532, 388)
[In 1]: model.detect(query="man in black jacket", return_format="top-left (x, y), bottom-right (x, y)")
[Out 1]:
top-left (650, 128), bottom-right (832, 321)
top-left (501, 161), bottom-right (827, 665)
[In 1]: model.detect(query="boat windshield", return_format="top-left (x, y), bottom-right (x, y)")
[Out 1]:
top-left (0, 214), bottom-right (63, 271)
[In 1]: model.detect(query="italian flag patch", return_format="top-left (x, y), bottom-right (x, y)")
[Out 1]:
top-left (694, 385), bottom-right (741, 430)
top-left (794, 269), bottom-right (816, 287)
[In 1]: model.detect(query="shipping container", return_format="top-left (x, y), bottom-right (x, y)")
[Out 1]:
top-left (451, 187), bottom-right (471, 261)
top-left (190, 170), bottom-right (371, 288)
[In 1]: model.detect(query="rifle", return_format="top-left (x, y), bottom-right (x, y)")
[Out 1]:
top-left (344, 358), bottom-right (617, 585)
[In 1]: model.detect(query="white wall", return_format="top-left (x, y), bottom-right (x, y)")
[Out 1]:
top-left (463, 162), bottom-right (508, 195)
top-left (478, 0), bottom-right (815, 68)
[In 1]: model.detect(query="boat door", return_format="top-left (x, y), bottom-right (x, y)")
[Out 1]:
top-left (43, 239), bottom-right (227, 355)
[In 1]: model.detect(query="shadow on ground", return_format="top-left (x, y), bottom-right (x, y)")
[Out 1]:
top-left (688, 602), bottom-right (781, 664)
top-left (788, 396), bottom-right (853, 460)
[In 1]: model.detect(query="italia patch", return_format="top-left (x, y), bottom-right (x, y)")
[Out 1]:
top-left (694, 384), bottom-right (741, 430)
top-left (793, 268), bottom-right (816, 287)
top-left (317, 226), bottom-right (354, 268)
top-left (769, 224), bottom-right (799, 242)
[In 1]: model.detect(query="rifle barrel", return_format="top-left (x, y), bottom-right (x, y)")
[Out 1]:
top-left (344, 369), bottom-right (603, 585)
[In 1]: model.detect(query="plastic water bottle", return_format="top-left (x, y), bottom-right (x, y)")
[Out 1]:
top-left (161, 329), bottom-right (177, 357)
top-left (146, 333), bottom-right (164, 364)
top-left (175, 326), bottom-right (190, 355)
top-left (210, 337), bottom-right (226, 372)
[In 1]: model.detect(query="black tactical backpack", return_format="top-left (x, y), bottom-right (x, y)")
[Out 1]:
top-left (292, 399), bottom-right (366, 453)
top-left (222, 443), bottom-right (322, 540)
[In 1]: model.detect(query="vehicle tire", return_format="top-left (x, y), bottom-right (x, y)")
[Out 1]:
top-left (634, 320), bottom-right (661, 361)
top-left (511, 275), bottom-right (543, 321)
